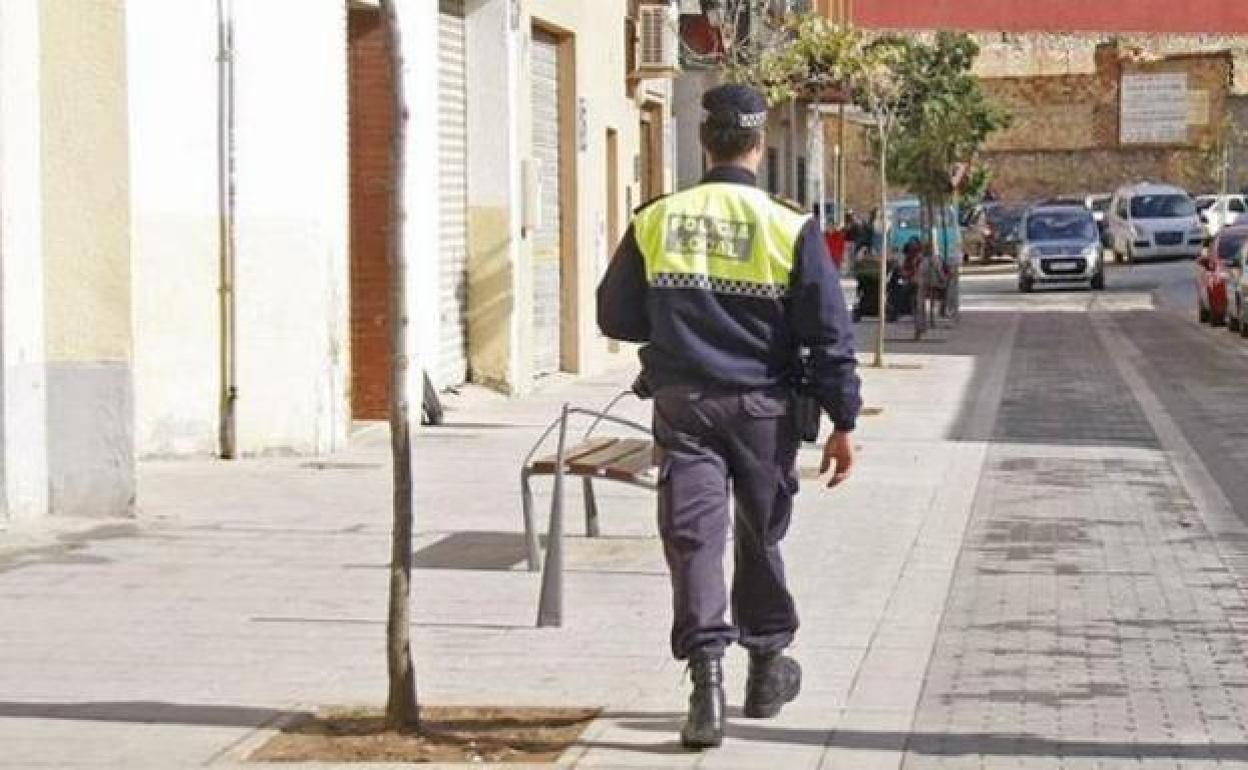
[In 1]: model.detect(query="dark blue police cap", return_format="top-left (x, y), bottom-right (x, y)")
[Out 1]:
top-left (702, 84), bottom-right (768, 130)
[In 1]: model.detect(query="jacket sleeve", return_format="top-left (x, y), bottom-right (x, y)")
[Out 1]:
top-left (596, 224), bottom-right (650, 343)
top-left (790, 217), bottom-right (863, 432)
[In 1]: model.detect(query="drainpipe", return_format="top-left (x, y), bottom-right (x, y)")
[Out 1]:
top-left (216, 0), bottom-right (238, 459)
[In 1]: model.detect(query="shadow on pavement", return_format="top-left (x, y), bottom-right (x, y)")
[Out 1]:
top-left (0, 700), bottom-right (307, 728)
top-left (609, 716), bottom-right (1248, 759)
top-left (411, 531), bottom-right (543, 571)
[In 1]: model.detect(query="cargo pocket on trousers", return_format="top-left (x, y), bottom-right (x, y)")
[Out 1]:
top-left (741, 390), bottom-right (790, 418)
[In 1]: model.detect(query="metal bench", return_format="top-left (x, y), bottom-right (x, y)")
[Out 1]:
top-left (520, 392), bottom-right (656, 627)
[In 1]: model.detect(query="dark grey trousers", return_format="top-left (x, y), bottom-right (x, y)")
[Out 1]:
top-left (653, 385), bottom-right (800, 660)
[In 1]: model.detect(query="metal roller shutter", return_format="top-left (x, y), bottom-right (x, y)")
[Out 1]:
top-left (530, 30), bottom-right (562, 377)
top-left (437, 0), bottom-right (469, 388)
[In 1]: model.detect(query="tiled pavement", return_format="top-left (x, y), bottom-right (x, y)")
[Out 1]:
top-left (905, 313), bottom-right (1248, 769)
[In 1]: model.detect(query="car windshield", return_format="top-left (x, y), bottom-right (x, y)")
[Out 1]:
top-left (1217, 232), bottom-right (1248, 262)
top-left (1130, 194), bottom-right (1196, 219)
top-left (890, 206), bottom-right (920, 229)
top-left (1091, 198), bottom-right (1111, 213)
top-left (890, 204), bottom-right (959, 230)
top-left (1197, 198), bottom-right (1217, 211)
top-left (986, 205), bottom-right (1024, 230)
top-left (1026, 211), bottom-right (1097, 242)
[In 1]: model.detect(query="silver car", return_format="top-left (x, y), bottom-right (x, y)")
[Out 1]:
top-left (1017, 205), bottom-right (1105, 293)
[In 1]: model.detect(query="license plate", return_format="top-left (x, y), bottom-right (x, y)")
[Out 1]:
top-left (1049, 260), bottom-right (1078, 270)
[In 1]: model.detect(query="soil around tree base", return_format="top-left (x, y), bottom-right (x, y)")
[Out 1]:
top-left (249, 706), bottom-right (599, 764)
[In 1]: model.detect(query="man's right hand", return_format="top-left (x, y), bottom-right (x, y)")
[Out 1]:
top-left (820, 431), bottom-right (855, 488)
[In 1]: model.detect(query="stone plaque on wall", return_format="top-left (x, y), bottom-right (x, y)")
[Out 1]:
top-left (1120, 73), bottom-right (1189, 145)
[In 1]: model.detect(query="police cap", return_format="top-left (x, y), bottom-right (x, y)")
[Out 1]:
top-left (701, 84), bottom-right (768, 130)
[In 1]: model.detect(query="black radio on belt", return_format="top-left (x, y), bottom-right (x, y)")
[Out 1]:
top-left (793, 349), bottom-right (821, 443)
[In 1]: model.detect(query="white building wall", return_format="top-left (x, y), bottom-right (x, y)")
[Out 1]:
top-left (396, 1), bottom-right (442, 414)
top-left (0, 0), bottom-right (49, 520)
top-left (231, 1), bottom-right (350, 455)
top-left (127, 0), bottom-right (220, 458)
top-left (129, 0), bottom-right (352, 458)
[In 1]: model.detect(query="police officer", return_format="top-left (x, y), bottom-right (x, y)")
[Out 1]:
top-left (596, 84), bottom-right (862, 749)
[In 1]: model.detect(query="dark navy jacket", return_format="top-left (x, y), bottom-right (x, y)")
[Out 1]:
top-left (596, 166), bottom-right (862, 432)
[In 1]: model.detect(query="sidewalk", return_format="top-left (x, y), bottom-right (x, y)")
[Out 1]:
top-left (4, 303), bottom-right (1247, 768)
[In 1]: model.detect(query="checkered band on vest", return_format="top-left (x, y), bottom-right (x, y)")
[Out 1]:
top-left (652, 272), bottom-right (789, 300)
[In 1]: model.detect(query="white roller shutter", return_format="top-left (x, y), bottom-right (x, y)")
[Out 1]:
top-left (437, 0), bottom-right (469, 388)
top-left (530, 30), bottom-right (562, 377)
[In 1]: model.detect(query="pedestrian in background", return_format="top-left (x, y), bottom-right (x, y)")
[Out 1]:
top-left (596, 84), bottom-right (863, 750)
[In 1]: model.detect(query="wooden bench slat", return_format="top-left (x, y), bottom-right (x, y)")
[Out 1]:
top-left (567, 438), bottom-right (650, 475)
top-left (529, 437), bottom-right (616, 475)
top-left (602, 444), bottom-right (657, 483)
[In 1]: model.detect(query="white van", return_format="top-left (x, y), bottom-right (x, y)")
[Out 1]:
top-left (1105, 183), bottom-right (1204, 262)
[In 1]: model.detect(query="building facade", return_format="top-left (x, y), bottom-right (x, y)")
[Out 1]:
top-left (0, 0), bottom-right (671, 521)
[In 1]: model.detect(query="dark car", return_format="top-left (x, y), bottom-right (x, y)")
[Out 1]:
top-left (964, 202), bottom-right (1026, 261)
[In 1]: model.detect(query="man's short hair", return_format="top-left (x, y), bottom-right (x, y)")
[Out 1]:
top-left (699, 84), bottom-right (767, 164)
top-left (699, 120), bottom-right (763, 164)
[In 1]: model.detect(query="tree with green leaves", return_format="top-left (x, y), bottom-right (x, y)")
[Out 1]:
top-left (734, 21), bottom-right (1008, 357)
top-left (884, 32), bottom-right (1010, 337)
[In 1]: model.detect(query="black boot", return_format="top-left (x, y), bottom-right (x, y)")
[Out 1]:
top-left (680, 655), bottom-right (725, 749)
top-left (744, 652), bottom-right (801, 719)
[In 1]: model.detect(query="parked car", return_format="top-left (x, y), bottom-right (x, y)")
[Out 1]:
top-left (1195, 193), bottom-right (1248, 240)
top-left (1202, 224), bottom-right (1248, 327)
top-left (1105, 183), bottom-right (1204, 263)
top-left (962, 202), bottom-right (1026, 262)
top-left (1233, 242), bottom-right (1248, 337)
top-left (1017, 205), bottom-right (1104, 292)
top-left (1083, 193), bottom-right (1113, 238)
top-left (885, 197), bottom-right (962, 261)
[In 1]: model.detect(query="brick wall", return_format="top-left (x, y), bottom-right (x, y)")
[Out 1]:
top-left (978, 45), bottom-right (1233, 198)
top-left (981, 148), bottom-right (1208, 201)
top-left (982, 75), bottom-right (1101, 151)
top-left (348, 9), bottom-right (393, 420)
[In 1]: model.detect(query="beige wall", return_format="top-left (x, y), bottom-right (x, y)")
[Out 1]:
top-left (41, 0), bottom-right (131, 364)
top-left (40, 0), bottom-right (135, 517)
top-left (470, 0), bottom-right (670, 391)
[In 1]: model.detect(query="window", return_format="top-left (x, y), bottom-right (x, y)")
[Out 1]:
top-left (1231, 198), bottom-right (1247, 214)
top-left (1026, 210), bottom-right (1098, 242)
top-left (766, 147), bottom-right (779, 193)
top-left (1129, 194), bottom-right (1196, 219)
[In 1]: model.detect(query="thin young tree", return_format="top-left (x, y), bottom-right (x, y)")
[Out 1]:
top-left (850, 37), bottom-right (912, 367)
top-left (379, 0), bottom-right (419, 730)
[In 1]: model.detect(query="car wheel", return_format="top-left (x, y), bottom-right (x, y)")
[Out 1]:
top-left (1019, 277), bottom-right (1033, 293)
top-left (1241, 313), bottom-right (1248, 338)
top-left (1199, 305), bottom-right (1210, 323)
top-left (1091, 271), bottom-right (1105, 291)
top-left (1230, 315), bottom-right (1241, 332)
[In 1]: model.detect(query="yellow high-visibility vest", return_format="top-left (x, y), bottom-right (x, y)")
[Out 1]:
top-left (632, 183), bottom-right (810, 301)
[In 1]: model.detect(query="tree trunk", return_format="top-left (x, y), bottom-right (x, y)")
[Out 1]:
top-left (380, 0), bottom-right (419, 731)
top-left (873, 130), bottom-right (888, 368)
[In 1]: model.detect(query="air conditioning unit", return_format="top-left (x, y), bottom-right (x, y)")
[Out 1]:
top-left (635, 2), bottom-right (679, 78)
